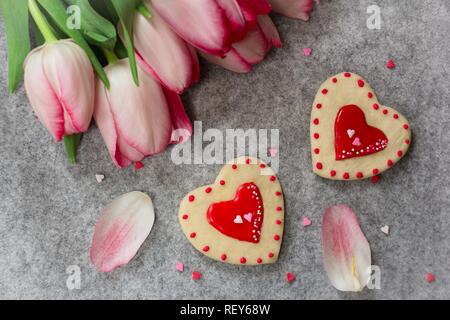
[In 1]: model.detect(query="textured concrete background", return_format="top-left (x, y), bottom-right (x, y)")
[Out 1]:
top-left (0, 0), bottom-right (449, 299)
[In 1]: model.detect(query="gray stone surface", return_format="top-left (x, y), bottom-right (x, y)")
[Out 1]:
top-left (0, 0), bottom-right (449, 300)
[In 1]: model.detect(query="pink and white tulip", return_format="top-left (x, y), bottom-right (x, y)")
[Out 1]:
top-left (131, 1), bottom-right (200, 94)
top-left (199, 15), bottom-right (281, 73)
top-left (151, 0), bottom-right (232, 56)
top-left (268, 0), bottom-right (314, 21)
top-left (24, 39), bottom-right (95, 142)
top-left (322, 205), bottom-right (372, 292)
top-left (94, 59), bottom-right (192, 168)
top-left (90, 191), bottom-right (155, 273)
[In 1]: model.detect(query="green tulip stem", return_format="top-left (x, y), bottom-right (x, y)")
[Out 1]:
top-left (137, 2), bottom-right (152, 18)
top-left (102, 48), bottom-right (119, 65)
top-left (28, 0), bottom-right (57, 43)
top-left (63, 134), bottom-right (82, 165)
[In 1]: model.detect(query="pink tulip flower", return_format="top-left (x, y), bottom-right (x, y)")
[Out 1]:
top-left (94, 59), bottom-right (192, 168)
top-left (130, 1), bottom-right (200, 94)
top-left (151, 0), bottom-right (233, 56)
top-left (23, 39), bottom-right (95, 142)
top-left (199, 15), bottom-right (281, 73)
top-left (268, 0), bottom-right (315, 21)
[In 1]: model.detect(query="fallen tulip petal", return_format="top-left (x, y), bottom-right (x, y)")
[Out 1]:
top-left (131, 2), bottom-right (200, 93)
top-left (152, 0), bottom-right (231, 56)
top-left (90, 191), bottom-right (155, 273)
top-left (322, 205), bottom-right (372, 292)
top-left (268, 0), bottom-right (314, 21)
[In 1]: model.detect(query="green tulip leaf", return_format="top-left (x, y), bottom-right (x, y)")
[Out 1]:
top-left (64, 0), bottom-right (117, 50)
top-left (110, 0), bottom-right (140, 86)
top-left (0, 0), bottom-right (31, 93)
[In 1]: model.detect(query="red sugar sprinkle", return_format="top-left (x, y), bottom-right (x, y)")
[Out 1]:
top-left (313, 133), bottom-right (320, 139)
top-left (268, 252), bottom-right (274, 258)
top-left (192, 271), bottom-right (202, 281)
top-left (202, 246), bottom-right (210, 252)
top-left (356, 172), bottom-right (364, 179)
top-left (188, 195), bottom-right (195, 202)
top-left (322, 89), bottom-right (328, 95)
top-left (330, 170), bottom-right (337, 177)
top-left (405, 139), bottom-right (411, 145)
top-left (276, 206), bottom-right (283, 212)
top-left (286, 272), bottom-right (296, 283)
top-left (344, 72), bottom-right (351, 77)
top-left (397, 150), bottom-right (403, 157)
top-left (383, 109), bottom-right (388, 115)
top-left (313, 118), bottom-right (319, 125)
top-left (221, 254), bottom-right (227, 261)
top-left (403, 124), bottom-right (409, 130)
top-left (232, 164), bottom-right (237, 170)
top-left (373, 103), bottom-right (380, 110)
top-left (332, 78), bottom-right (338, 83)
top-left (220, 180), bottom-right (225, 185)
top-left (314, 148), bottom-right (320, 154)
top-left (386, 59), bottom-right (396, 69)
top-left (316, 162), bottom-right (323, 170)
top-left (343, 172), bottom-right (350, 180)
top-left (358, 79), bottom-right (365, 87)
top-left (245, 158), bottom-right (251, 164)
top-left (257, 258), bottom-right (263, 264)
top-left (270, 176), bottom-right (276, 182)
top-left (190, 232), bottom-right (196, 238)
top-left (393, 114), bottom-right (399, 119)
top-left (371, 175), bottom-right (380, 184)
top-left (274, 234), bottom-right (280, 241)
top-left (205, 187), bottom-right (212, 194)
top-left (373, 168), bottom-right (380, 175)
top-left (276, 219), bottom-right (282, 225)
top-left (134, 161), bottom-right (144, 170)
top-left (425, 272), bottom-right (436, 283)
top-left (182, 214), bottom-right (189, 220)
top-left (275, 191), bottom-right (282, 196)
top-left (240, 257), bottom-right (247, 264)
top-left (316, 103), bottom-right (322, 109)
top-left (387, 160), bottom-right (394, 167)
top-left (260, 163), bottom-right (266, 169)
top-left (368, 92), bottom-right (373, 98)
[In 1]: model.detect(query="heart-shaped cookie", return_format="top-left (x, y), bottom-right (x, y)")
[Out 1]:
top-left (179, 157), bottom-right (284, 265)
top-left (310, 72), bottom-right (412, 180)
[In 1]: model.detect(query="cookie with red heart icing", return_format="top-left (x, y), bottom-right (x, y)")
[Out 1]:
top-left (311, 72), bottom-right (412, 180)
top-left (179, 157), bottom-right (284, 265)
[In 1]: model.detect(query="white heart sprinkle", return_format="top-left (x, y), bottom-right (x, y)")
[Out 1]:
top-left (95, 174), bottom-right (105, 183)
top-left (243, 213), bottom-right (253, 222)
top-left (347, 129), bottom-right (356, 138)
top-left (234, 215), bottom-right (243, 224)
top-left (381, 225), bottom-right (390, 235)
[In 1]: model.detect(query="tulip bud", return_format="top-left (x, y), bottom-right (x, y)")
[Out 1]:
top-left (24, 39), bottom-right (95, 142)
top-left (94, 59), bottom-right (192, 168)
top-left (130, 1), bottom-right (200, 94)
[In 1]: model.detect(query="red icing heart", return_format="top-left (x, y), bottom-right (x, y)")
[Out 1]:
top-left (206, 183), bottom-right (264, 243)
top-left (335, 105), bottom-right (388, 160)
